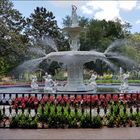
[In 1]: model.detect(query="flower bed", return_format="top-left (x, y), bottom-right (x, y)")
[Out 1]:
top-left (12, 94), bottom-right (140, 109)
top-left (0, 93), bottom-right (140, 128)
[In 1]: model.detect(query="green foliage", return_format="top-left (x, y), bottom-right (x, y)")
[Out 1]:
top-left (107, 115), bottom-right (116, 127)
top-left (81, 114), bottom-right (102, 128)
top-left (37, 103), bottom-right (103, 128)
top-left (81, 114), bottom-right (92, 128)
top-left (10, 114), bottom-right (37, 128)
top-left (92, 115), bottom-right (102, 128)
top-left (107, 103), bottom-right (130, 127)
top-left (136, 112), bottom-right (140, 126)
top-left (0, 0), bottom-right (28, 75)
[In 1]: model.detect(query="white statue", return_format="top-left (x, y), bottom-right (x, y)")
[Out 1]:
top-left (120, 73), bottom-right (129, 93)
top-left (71, 5), bottom-right (78, 27)
top-left (89, 73), bottom-right (97, 91)
top-left (44, 74), bottom-right (54, 92)
top-left (43, 72), bottom-right (48, 86)
top-left (31, 75), bottom-right (38, 90)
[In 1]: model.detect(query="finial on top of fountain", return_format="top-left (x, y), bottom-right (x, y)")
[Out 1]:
top-left (71, 5), bottom-right (78, 27)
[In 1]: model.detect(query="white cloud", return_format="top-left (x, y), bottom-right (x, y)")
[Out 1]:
top-left (80, 1), bottom-right (138, 21)
top-left (136, 20), bottom-right (140, 24)
top-left (48, 1), bottom-right (85, 8)
top-left (119, 1), bottom-right (137, 11)
top-left (81, 6), bottom-right (93, 14)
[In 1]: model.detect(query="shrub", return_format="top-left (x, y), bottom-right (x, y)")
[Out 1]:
top-left (80, 114), bottom-right (92, 128)
top-left (10, 114), bottom-right (37, 128)
top-left (107, 114), bottom-right (115, 127)
top-left (92, 115), bottom-right (102, 128)
top-left (136, 112), bottom-right (140, 126)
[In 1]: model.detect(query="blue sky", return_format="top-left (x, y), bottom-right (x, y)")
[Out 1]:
top-left (12, 0), bottom-right (140, 33)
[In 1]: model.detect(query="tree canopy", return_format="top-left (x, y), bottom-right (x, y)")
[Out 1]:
top-left (0, 0), bottom-right (140, 76)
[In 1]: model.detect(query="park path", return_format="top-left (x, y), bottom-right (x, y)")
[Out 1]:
top-left (0, 127), bottom-right (140, 139)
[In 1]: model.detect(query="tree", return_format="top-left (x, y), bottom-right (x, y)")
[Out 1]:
top-left (0, 0), bottom-right (28, 75)
top-left (25, 7), bottom-right (68, 51)
top-left (24, 7), bottom-right (69, 75)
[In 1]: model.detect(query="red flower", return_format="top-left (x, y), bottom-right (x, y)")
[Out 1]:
top-left (132, 94), bottom-right (137, 100)
top-left (49, 96), bottom-right (55, 102)
top-left (76, 95), bottom-right (82, 102)
top-left (106, 94), bottom-right (111, 101)
top-left (113, 95), bottom-right (118, 102)
top-left (100, 95), bottom-right (105, 100)
top-left (22, 103), bottom-right (26, 109)
top-left (63, 96), bottom-right (69, 102)
top-left (57, 96), bottom-right (62, 102)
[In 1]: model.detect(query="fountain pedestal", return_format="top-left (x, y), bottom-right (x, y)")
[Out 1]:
top-left (57, 62), bottom-right (94, 92)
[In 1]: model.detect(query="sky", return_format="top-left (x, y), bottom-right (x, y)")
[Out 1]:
top-left (12, 0), bottom-right (140, 33)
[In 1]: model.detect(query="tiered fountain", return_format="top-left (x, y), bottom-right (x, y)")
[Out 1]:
top-left (45, 5), bottom-right (107, 92)
top-left (1, 5), bottom-right (140, 94)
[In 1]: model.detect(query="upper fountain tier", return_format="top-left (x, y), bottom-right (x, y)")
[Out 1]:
top-left (62, 5), bottom-right (86, 51)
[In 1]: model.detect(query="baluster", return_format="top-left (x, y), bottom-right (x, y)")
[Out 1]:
top-left (104, 107), bottom-right (107, 116)
top-left (90, 94), bottom-right (92, 121)
top-left (129, 107), bottom-right (133, 127)
top-left (136, 97), bottom-right (139, 127)
top-left (74, 94), bottom-right (78, 115)
top-left (41, 104), bottom-right (44, 128)
top-left (97, 106), bottom-right (100, 115)
top-left (68, 94), bottom-right (71, 115)
top-left (3, 106), bottom-right (5, 127)
top-left (81, 94), bottom-right (84, 115)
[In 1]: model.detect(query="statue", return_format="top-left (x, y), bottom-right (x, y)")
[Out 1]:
top-left (31, 75), bottom-right (38, 90)
top-left (120, 73), bottom-right (129, 93)
top-left (71, 5), bottom-right (78, 27)
top-left (44, 74), bottom-right (55, 92)
top-left (89, 73), bottom-right (97, 92)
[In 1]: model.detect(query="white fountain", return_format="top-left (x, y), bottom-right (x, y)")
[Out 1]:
top-left (45, 5), bottom-right (106, 92)
top-left (27, 5), bottom-right (136, 93)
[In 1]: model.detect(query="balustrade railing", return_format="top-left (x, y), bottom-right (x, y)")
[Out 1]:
top-left (0, 92), bottom-right (140, 128)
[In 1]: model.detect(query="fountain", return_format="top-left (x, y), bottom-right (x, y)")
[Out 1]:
top-left (29, 5), bottom-right (137, 92)
top-left (1, 5), bottom-right (140, 94)
top-left (44, 5), bottom-right (107, 92)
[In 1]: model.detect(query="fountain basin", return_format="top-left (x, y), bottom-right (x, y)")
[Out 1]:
top-left (45, 51), bottom-right (106, 64)
top-left (0, 84), bottom-right (140, 94)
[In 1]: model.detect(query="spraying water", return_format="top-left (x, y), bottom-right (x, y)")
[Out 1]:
top-left (104, 39), bottom-right (129, 54)
top-left (14, 57), bottom-right (46, 73)
top-left (41, 36), bottom-right (58, 52)
top-left (29, 47), bottom-right (46, 57)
